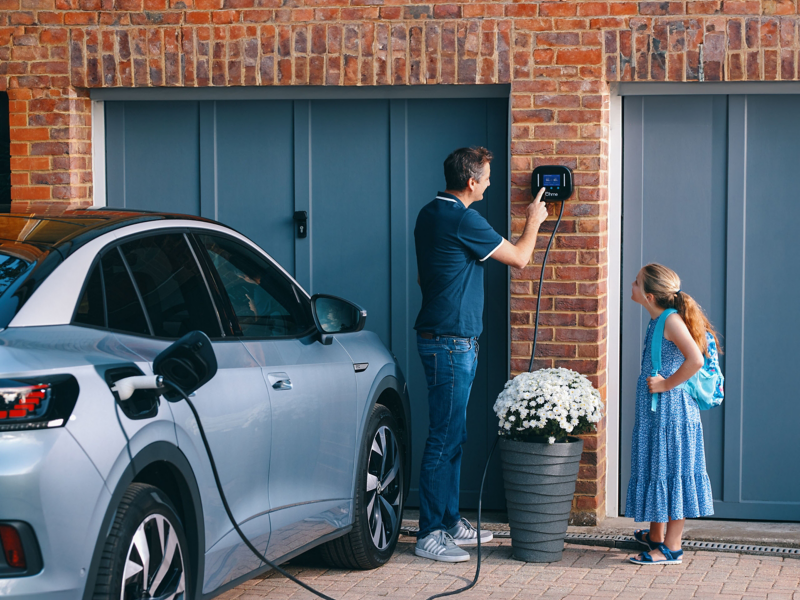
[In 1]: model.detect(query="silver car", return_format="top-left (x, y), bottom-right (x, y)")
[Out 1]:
top-left (0, 209), bottom-right (411, 600)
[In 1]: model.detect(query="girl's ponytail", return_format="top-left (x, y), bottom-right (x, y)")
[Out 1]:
top-left (640, 263), bottom-right (721, 358)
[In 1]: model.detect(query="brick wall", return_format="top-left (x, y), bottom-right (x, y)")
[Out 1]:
top-left (2, 0), bottom-right (799, 525)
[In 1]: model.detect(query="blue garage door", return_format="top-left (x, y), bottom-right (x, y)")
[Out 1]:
top-left (621, 94), bottom-right (800, 521)
top-left (104, 95), bottom-right (510, 510)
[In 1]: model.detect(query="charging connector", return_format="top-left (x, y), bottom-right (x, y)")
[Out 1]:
top-left (110, 375), bottom-right (164, 402)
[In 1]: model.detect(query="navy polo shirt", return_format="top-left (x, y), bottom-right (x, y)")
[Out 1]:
top-left (414, 192), bottom-right (504, 338)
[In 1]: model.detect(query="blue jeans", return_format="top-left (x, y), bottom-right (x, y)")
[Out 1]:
top-left (416, 333), bottom-right (479, 540)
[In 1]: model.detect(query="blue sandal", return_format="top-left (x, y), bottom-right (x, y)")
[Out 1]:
top-left (629, 543), bottom-right (683, 565)
top-left (633, 529), bottom-right (661, 550)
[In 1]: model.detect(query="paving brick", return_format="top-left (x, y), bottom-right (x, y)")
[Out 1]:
top-left (239, 543), bottom-right (800, 600)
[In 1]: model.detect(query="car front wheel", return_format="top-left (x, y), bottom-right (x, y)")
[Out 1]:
top-left (318, 404), bottom-right (404, 569)
top-left (93, 483), bottom-right (190, 600)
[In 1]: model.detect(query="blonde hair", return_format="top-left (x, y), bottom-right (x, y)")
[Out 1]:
top-left (640, 263), bottom-right (721, 358)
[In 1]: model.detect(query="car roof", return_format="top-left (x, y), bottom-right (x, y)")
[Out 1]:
top-left (0, 208), bottom-right (224, 330)
top-left (0, 208), bottom-right (216, 255)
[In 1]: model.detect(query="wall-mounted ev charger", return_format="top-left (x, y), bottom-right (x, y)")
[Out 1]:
top-left (531, 165), bottom-right (574, 202)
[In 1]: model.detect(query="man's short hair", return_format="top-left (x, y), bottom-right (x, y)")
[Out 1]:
top-left (444, 147), bottom-right (493, 191)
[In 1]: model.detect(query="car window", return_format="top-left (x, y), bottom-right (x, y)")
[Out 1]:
top-left (196, 234), bottom-right (313, 339)
top-left (74, 262), bottom-right (105, 328)
top-left (102, 247), bottom-right (150, 336)
top-left (0, 253), bottom-right (31, 296)
top-left (119, 234), bottom-right (221, 339)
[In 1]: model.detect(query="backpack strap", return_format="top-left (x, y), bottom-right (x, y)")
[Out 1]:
top-left (650, 308), bottom-right (678, 412)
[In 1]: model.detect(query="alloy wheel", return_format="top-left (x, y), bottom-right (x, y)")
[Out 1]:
top-left (365, 425), bottom-right (402, 551)
top-left (121, 513), bottom-right (186, 600)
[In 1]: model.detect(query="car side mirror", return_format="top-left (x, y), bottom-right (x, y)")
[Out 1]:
top-left (310, 294), bottom-right (367, 345)
top-left (153, 330), bottom-right (218, 401)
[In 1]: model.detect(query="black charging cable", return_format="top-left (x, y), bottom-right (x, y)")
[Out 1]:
top-left (529, 199), bottom-right (566, 372)
top-left (161, 378), bottom-right (338, 600)
top-left (159, 200), bottom-right (565, 600)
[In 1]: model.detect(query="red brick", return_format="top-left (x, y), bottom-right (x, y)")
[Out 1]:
top-left (590, 17), bottom-right (626, 29)
top-left (380, 6), bottom-right (401, 20)
top-left (557, 359), bottom-right (602, 377)
top-left (554, 18), bottom-right (587, 30)
top-left (764, 49), bottom-right (779, 79)
top-left (12, 186), bottom-right (52, 201)
top-left (540, 2), bottom-right (577, 17)
top-left (781, 49), bottom-right (796, 79)
top-left (535, 124), bottom-right (579, 138)
top-left (314, 8), bottom-right (338, 21)
top-left (513, 109), bottom-right (555, 124)
top-left (515, 18), bottom-right (553, 32)
top-left (212, 10), bottom-right (239, 23)
top-left (533, 48), bottom-right (555, 64)
top-left (433, 4), bottom-right (460, 19)
top-left (557, 110), bottom-right (602, 124)
top-left (577, 2), bottom-right (609, 17)
top-left (505, 4), bottom-right (539, 18)
top-left (554, 266), bottom-right (601, 282)
top-left (640, 2), bottom-right (684, 15)
top-left (556, 48), bottom-right (602, 65)
top-left (536, 32), bottom-right (580, 47)
top-left (535, 94), bottom-right (580, 108)
top-left (610, 2), bottom-right (637, 15)
top-left (39, 27), bottom-right (67, 44)
top-left (64, 12), bottom-right (98, 24)
top-left (763, 0), bottom-right (795, 15)
top-left (11, 173), bottom-right (30, 186)
top-left (341, 7), bottom-right (377, 20)
top-left (38, 12), bottom-right (63, 23)
top-left (746, 49), bottom-right (760, 78)
top-left (688, 1), bottom-right (721, 13)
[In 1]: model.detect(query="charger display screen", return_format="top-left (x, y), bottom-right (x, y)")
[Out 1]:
top-left (542, 174), bottom-right (562, 187)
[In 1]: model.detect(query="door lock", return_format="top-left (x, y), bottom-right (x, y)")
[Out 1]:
top-left (293, 211), bottom-right (308, 239)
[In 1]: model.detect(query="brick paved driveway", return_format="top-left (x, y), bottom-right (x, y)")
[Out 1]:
top-left (219, 535), bottom-right (800, 600)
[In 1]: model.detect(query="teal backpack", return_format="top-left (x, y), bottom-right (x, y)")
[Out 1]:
top-left (650, 308), bottom-right (724, 412)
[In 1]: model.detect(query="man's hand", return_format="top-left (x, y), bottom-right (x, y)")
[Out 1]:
top-left (527, 187), bottom-right (548, 225)
top-left (491, 187), bottom-right (550, 269)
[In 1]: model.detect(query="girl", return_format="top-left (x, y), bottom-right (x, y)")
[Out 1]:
top-left (626, 263), bottom-right (718, 565)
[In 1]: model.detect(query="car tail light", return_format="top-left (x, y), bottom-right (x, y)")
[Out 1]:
top-left (0, 525), bottom-right (26, 569)
top-left (0, 375), bottom-right (79, 432)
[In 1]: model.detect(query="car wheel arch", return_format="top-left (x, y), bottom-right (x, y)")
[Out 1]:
top-left (82, 441), bottom-right (205, 600)
top-left (355, 373), bottom-right (412, 503)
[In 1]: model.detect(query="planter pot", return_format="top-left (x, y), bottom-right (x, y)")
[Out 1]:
top-left (499, 436), bottom-right (584, 563)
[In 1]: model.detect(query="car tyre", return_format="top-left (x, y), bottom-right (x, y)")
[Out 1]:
top-left (93, 483), bottom-right (190, 600)
top-left (318, 404), bottom-right (404, 569)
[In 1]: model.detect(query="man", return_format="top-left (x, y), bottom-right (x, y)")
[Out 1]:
top-left (414, 146), bottom-right (548, 562)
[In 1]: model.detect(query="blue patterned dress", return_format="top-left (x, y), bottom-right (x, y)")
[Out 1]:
top-left (625, 318), bottom-right (715, 523)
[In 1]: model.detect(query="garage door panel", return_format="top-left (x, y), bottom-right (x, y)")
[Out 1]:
top-left (308, 100), bottom-right (391, 348)
top-left (214, 100), bottom-right (295, 272)
top-left (106, 101), bottom-right (200, 214)
top-left (622, 95), bottom-right (727, 508)
top-left (740, 96), bottom-right (800, 505)
top-left (404, 98), bottom-right (509, 508)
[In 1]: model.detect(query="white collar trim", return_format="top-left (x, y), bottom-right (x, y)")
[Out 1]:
top-left (435, 196), bottom-right (458, 203)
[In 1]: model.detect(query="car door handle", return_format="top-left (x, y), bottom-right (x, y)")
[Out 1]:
top-left (267, 373), bottom-right (292, 390)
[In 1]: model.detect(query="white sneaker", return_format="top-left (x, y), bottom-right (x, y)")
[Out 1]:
top-left (415, 530), bottom-right (470, 562)
top-left (446, 518), bottom-right (493, 547)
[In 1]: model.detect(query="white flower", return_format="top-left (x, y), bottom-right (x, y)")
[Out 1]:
top-left (494, 368), bottom-right (604, 439)
top-left (548, 436), bottom-right (555, 444)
